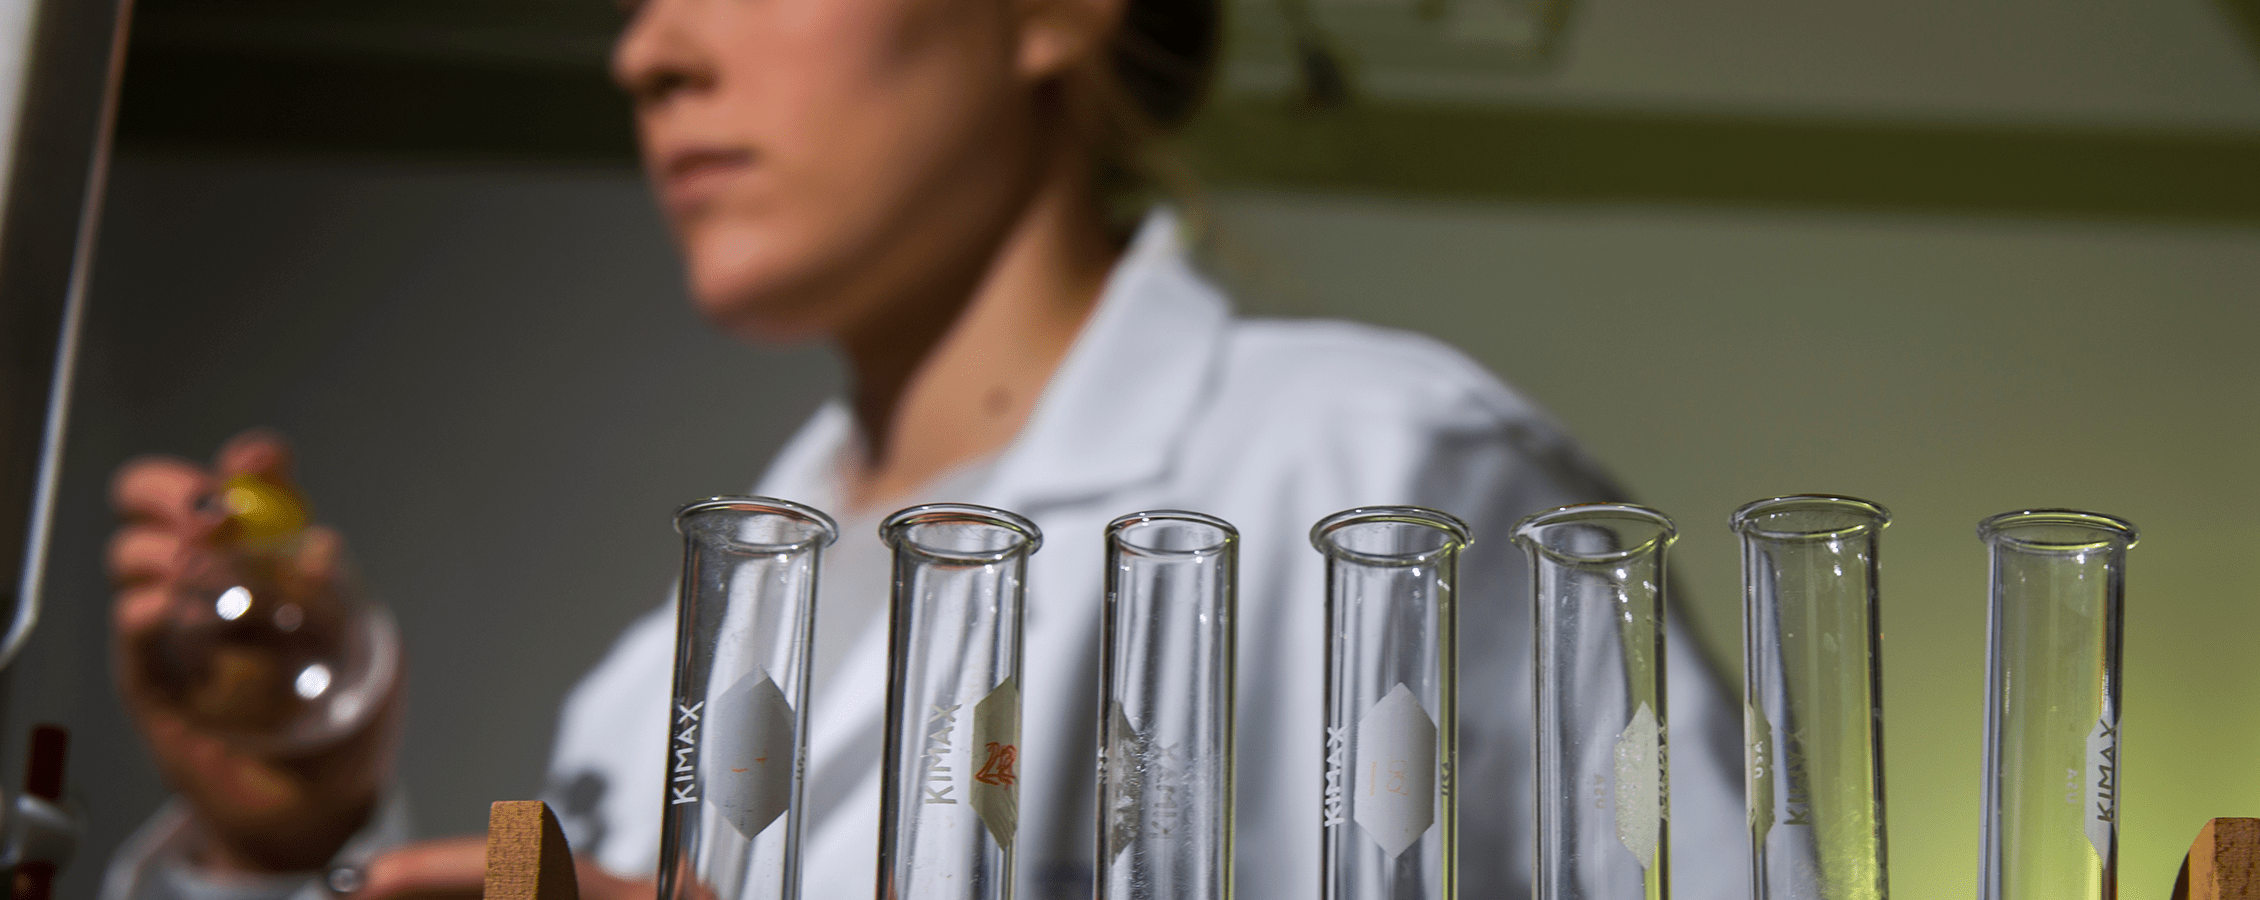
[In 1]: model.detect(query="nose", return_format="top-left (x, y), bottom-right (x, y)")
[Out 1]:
top-left (612, 0), bottom-right (713, 111)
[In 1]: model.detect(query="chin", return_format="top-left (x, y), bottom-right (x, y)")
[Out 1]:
top-left (684, 232), bottom-right (841, 344)
top-left (690, 280), bottom-right (833, 345)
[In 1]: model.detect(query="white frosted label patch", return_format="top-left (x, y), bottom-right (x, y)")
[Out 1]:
top-left (971, 677), bottom-right (1021, 849)
top-left (1613, 702), bottom-right (1662, 866)
top-left (1104, 703), bottom-right (1142, 861)
top-left (2083, 716), bottom-right (2119, 862)
top-left (702, 668), bottom-right (797, 840)
top-left (1746, 701), bottom-right (1773, 837)
top-left (1354, 683), bottom-right (1437, 857)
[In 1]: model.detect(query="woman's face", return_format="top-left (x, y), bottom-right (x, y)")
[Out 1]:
top-left (614, 0), bottom-right (1056, 341)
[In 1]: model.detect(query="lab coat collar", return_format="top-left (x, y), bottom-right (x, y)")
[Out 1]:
top-left (983, 208), bottom-right (1229, 508)
top-left (756, 209), bottom-right (1228, 510)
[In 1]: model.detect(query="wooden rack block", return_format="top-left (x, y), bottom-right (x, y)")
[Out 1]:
top-left (483, 801), bottom-right (580, 900)
top-left (2175, 818), bottom-right (2260, 900)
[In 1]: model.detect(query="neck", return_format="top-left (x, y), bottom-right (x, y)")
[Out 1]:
top-left (834, 146), bottom-right (1120, 508)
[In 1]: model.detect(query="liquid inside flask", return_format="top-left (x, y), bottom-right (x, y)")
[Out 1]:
top-left (131, 473), bottom-right (398, 752)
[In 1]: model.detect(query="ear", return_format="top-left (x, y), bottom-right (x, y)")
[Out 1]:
top-left (1015, 0), bottom-right (1127, 83)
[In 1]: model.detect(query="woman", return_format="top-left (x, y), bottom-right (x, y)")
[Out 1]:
top-left (102, 0), bottom-right (1745, 896)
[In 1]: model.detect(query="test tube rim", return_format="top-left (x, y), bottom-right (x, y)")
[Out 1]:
top-left (879, 501), bottom-right (1044, 562)
top-left (673, 495), bottom-right (840, 552)
top-left (1976, 508), bottom-right (2139, 552)
top-left (1106, 508), bottom-right (1239, 559)
top-left (1308, 505), bottom-right (1472, 568)
top-left (1728, 493), bottom-right (1891, 543)
top-left (1510, 502), bottom-right (1677, 565)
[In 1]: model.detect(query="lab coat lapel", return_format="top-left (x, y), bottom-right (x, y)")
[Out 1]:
top-left (756, 209), bottom-right (1232, 518)
top-left (753, 401), bottom-right (853, 499)
top-left (981, 209), bottom-right (1232, 510)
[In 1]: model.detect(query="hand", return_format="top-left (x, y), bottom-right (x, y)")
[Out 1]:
top-left (108, 429), bottom-right (405, 872)
top-left (354, 836), bottom-right (655, 899)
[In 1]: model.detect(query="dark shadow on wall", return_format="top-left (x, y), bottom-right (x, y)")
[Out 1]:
top-left (116, 20), bottom-right (2260, 225)
top-left (2220, 0), bottom-right (2260, 67)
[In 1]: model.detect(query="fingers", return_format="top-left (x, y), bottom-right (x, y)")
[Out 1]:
top-left (107, 527), bottom-right (182, 587)
top-left (111, 456), bottom-right (212, 529)
top-left (574, 859), bottom-right (658, 900)
top-left (355, 836), bottom-right (488, 900)
top-left (355, 842), bottom-right (655, 900)
top-left (108, 525), bottom-right (183, 636)
top-left (110, 425), bottom-right (296, 528)
top-left (215, 429), bottom-right (296, 486)
top-left (113, 585), bottom-right (171, 638)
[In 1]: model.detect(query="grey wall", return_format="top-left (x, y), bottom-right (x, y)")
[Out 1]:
top-left (11, 150), bottom-right (2259, 898)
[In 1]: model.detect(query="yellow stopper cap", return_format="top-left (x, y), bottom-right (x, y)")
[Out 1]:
top-left (218, 473), bottom-right (308, 546)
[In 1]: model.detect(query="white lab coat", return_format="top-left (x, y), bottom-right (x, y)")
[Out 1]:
top-left (540, 211), bottom-right (1749, 900)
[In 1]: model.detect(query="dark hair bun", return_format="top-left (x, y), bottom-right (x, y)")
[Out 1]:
top-left (1110, 0), bottom-right (1223, 130)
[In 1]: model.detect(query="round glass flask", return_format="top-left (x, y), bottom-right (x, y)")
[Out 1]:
top-left (130, 473), bottom-right (398, 753)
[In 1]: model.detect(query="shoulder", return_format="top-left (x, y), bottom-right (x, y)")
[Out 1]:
top-left (1187, 316), bottom-right (1621, 505)
top-left (1207, 316), bottom-right (1548, 443)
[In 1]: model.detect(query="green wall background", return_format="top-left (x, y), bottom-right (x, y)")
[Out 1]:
top-left (1210, 189), bottom-right (2260, 897)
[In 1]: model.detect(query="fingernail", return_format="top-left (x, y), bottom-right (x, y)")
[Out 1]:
top-left (324, 865), bottom-right (365, 896)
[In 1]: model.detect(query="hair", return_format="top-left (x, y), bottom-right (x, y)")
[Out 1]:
top-left (1087, 0), bottom-right (1223, 230)
top-left (1110, 0), bottom-right (1223, 130)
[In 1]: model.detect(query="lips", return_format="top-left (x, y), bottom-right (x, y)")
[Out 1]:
top-left (657, 146), bottom-right (754, 215)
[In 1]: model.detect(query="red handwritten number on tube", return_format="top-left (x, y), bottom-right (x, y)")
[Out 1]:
top-left (976, 742), bottom-right (1018, 786)
top-left (1367, 760), bottom-right (1411, 796)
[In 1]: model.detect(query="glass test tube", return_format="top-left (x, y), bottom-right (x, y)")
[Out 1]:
top-left (1311, 507), bottom-right (1469, 900)
top-left (1513, 504), bottom-right (1675, 900)
top-left (659, 497), bottom-right (838, 900)
top-left (1098, 511), bottom-right (1239, 900)
top-left (1732, 495), bottom-right (1891, 900)
top-left (1977, 510), bottom-right (2137, 900)
top-left (877, 504), bottom-right (1043, 900)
